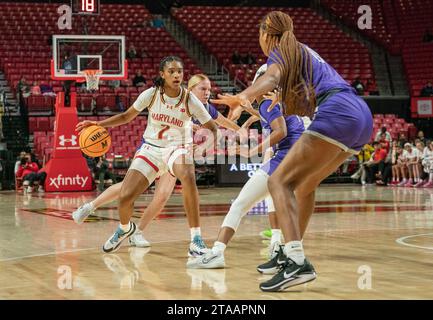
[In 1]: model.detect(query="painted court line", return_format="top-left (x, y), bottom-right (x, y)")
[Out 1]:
top-left (395, 233), bottom-right (433, 251)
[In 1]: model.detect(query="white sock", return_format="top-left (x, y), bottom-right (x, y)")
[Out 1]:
top-left (283, 241), bottom-right (305, 265)
top-left (89, 201), bottom-right (96, 210)
top-left (212, 241), bottom-right (226, 255)
top-left (190, 227), bottom-right (201, 241)
top-left (270, 229), bottom-right (282, 245)
top-left (119, 222), bottom-right (131, 232)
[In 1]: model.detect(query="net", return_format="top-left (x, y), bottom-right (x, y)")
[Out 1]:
top-left (81, 69), bottom-right (102, 91)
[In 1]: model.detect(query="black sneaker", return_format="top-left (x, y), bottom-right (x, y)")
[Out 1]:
top-left (259, 257), bottom-right (316, 292)
top-left (257, 245), bottom-right (286, 275)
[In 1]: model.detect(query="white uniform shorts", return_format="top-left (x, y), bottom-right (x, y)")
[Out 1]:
top-left (129, 143), bottom-right (190, 183)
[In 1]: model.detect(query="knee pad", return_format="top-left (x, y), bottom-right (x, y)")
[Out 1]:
top-left (221, 169), bottom-right (270, 231)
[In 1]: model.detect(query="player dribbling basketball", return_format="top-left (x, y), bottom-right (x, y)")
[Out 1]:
top-left (76, 56), bottom-right (219, 254)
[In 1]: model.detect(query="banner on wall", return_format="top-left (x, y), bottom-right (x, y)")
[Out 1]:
top-left (411, 97), bottom-right (433, 118)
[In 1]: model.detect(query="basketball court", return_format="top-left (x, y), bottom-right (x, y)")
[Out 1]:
top-left (1, 185), bottom-right (432, 299)
top-left (1, 0), bottom-right (433, 303)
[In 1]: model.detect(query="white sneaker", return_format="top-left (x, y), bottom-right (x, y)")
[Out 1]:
top-left (128, 230), bottom-right (151, 248)
top-left (186, 250), bottom-right (225, 269)
top-left (38, 186), bottom-right (45, 193)
top-left (188, 235), bottom-right (209, 257)
top-left (72, 202), bottom-right (95, 224)
top-left (27, 186), bottom-right (33, 193)
top-left (103, 222), bottom-right (137, 253)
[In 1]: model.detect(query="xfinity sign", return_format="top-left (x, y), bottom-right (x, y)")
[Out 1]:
top-left (49, 174), bottom-right (89, 189)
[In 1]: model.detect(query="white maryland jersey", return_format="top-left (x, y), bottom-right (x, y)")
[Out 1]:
top-left (133, 87), bottom-right (212, 147)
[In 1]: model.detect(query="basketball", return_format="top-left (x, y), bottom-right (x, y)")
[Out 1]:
top-left (79, 125), bottom-right (111, 157)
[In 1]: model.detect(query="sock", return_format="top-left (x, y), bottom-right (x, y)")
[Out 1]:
top-left (119, 222), bottom-right (131, 232)
top-left (190, 227), bottom-right (201, 241)
top-left (283, 241), bottom-right (305, 265)
top-left (89, 201), bottom-right (96, 210)
top-left (212, 241), bottom-right (226, 255)
top-left (270, 229), bottom-right (282, 245)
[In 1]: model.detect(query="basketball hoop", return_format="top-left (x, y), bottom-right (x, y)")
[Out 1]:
top-left (81, 69), bottom-right (102, 91)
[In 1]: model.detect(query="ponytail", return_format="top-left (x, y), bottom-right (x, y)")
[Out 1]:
top-left (260, 11), bottom-right (316, 118)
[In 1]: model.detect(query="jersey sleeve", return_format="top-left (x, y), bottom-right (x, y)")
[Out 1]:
top-left (259, 99), bottom-right (283, 125)
top-left (207, 103), bottom-right (220, 120)
top-left (187, 92), bottom-right (212, 125)
top-left (133, 87), bottom-right (157, 112)
top-left (267, 48), bottom-right (282, 67)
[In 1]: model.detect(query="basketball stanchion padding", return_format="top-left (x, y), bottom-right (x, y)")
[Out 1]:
top-left (79, 125), bottom-right (112, 157)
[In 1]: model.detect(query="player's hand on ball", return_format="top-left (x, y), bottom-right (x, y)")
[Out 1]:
top-left (76, 120), bottom-right (98, 134)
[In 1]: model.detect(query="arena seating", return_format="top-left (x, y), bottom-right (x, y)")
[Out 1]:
top-left (372, 114), bottom-right (417, 141)
top-left (173, 6), bottom-right (377, 90)
top-left (0, 2), bottom-right (207, 113)
top-left (32, 115), bottom-right (146, 162)
top-left (322, 0), bottom-right (433, 96)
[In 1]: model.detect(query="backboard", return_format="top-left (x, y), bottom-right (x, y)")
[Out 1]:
top-left (51, 35), bottom-right (127, 81)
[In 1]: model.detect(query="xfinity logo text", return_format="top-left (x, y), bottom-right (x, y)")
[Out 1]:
top-left (49, 174), bottom-right (89, 189)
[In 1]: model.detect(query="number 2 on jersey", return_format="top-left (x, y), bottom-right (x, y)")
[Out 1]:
top-left (158, 124), bottom-right (170, 139)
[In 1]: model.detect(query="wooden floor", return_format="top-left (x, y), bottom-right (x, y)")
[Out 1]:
top-left (1, 184), bottom-right (433, 299)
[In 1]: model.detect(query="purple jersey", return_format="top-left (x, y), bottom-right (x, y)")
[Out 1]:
top-left (267, 45), bottom-right (354, 96)
top-left (193, 103), bottom-right (218, 125)
top-left (259, 99), bottom-right (304, 151)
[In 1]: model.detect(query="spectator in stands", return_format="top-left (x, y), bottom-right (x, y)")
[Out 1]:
top-left (30, 81), bottom-right (41, 96)
top-left (375, 126), bottom-right (392, 142)
top-left (421, 140), bottom-right (433, 187)
top-left (361, 141), bottom-right (387, 185)
top-left (243, 51), bottom-right (256, 65)
top-left (400, 143), bottom-right (421, 187)
top-left (17, 77), bottom-right (31, 99)
top-left (14, 151), bottom-right (27, 175)
top-left (16, 153), bottom-right (46, 192)
top-left (351, 77), bottom-right (365, 96)
top-left (133, 70), bottom-right (146, 87)
top-left (378, 132), bottom-right (391, 152)
top-left (420, 81), bottom-right (433, 97)
top-left (376, 140), bottom-right (394, 186)
top-left (422, 29), bottom-right (433, 43)
top-left (127, 44), bottom-right (137, 59)
top-left (398, 132), bottom-right (408, 147)
top-left (151, 15), bottom-right (165, 28)
top-left (232, 50), bottom-right (242, 64)
top-left (414, 141), bottom-right (427, 187)
top-left (40, 83), bottom-right (56, 97)
top-left (417, 130), bottom-right (426, 144)
top-left (390, 143), bottom-right (404, 185)
top-left (92, 155), bottom-right (116, 192)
